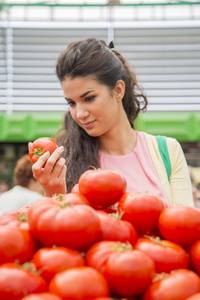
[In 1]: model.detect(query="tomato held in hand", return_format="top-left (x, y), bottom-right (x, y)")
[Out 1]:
top-left (78, 169), bottom-right (127, 209)
top-left (29, 137), bottom-right (59, 164)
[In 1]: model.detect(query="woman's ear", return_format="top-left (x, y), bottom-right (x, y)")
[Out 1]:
top-left (114, 80), bottom-right (125, 102)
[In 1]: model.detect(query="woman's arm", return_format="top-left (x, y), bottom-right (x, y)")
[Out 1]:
top-left (167, 138), bottom-right (194, 207)
top-left (145, 132), bottom-right (194, 207)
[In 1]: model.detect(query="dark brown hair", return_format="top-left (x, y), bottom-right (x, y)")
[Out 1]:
top-left (56, 38), bottom-right (148, 192)
top-left (14, 154), bottom-right (36, 187)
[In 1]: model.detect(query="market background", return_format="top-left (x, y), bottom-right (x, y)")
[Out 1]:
top-left (0, 0), bottom-right (200, 198)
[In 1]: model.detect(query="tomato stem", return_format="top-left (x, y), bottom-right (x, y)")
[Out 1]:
top-left (54, 194), bottom-right (64, 201)
top-left (113, 241), bottom-right (133, 252)
top-left (109, 210), bottom-right (124, 220)
top-left (32, 147), bottom-right (43, 158)
top-left (153, 272), bottom-right (170, 282)
top-left (89, 165), bottom-right (102, 171)
top-left (60, 202), bottom-right (73, 209)
top-left (18, 212), bottom-right (28, 222)
top-left (144, 235), bottom-right (166, 245)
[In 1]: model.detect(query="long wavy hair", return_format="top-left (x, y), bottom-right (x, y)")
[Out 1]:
top-left (55, 38), bottom-right (148, 192)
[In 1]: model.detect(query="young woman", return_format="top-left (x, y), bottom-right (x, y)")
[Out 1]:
top-left (30, 38), bottom-right (194, 207)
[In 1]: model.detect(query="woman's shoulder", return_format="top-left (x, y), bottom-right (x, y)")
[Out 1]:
top-left (139, 131), bottom-right (179, 147)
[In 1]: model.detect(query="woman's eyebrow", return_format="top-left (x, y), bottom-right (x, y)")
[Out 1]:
top-left (65, 90), bottom-right (95, 101)
top-left (80, 90), bottom-right (95, 98)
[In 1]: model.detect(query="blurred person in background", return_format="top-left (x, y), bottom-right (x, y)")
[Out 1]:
top-left (188, 165), bottom-right (200, 208)
top-left (0, 182), bottom-right (9, 195)
top-left (0, 154), bottom-right (44, 216)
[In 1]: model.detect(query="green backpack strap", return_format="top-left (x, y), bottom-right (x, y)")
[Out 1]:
top-left (155, 135), bottom-right (171, 182)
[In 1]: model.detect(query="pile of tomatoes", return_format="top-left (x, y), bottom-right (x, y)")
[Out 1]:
top-left (0, 167), bottom-right (200, 300)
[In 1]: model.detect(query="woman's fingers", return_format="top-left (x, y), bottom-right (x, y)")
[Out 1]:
top-left (41, 146), bottom-right (64, 176)
top-left (32, 151), bottom-right (50, 178)
top-left (51, 157), bottom-right (66, 178)
top-left (28, 142), bottom-right (33, 151)
top-left (58, 164), bottom-right (67, 179)
top-left (32, 146), bottom-right (65, 178)
top-left (30, 145), bottom-right (67, 196)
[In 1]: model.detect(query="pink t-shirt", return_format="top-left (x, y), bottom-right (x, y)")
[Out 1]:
top-left (99, 131), bottom-right (169, 206)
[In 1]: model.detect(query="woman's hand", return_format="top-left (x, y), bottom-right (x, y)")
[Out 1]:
top-left (28, 143), bottom-right (67, 197)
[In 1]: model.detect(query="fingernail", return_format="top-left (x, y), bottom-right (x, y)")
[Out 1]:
top-left (59, 146), bottom-right (64, 151)
top-left (44, 151), bottom-right (50, 156)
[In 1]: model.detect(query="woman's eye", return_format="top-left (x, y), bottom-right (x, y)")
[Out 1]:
top-left (66, 101), bottom-right (75, 107)
top-left (85, 96), bottom-right (95, 102)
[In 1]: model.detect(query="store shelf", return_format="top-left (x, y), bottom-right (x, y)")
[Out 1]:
top-left (0, 111), bottom-right (199, 143)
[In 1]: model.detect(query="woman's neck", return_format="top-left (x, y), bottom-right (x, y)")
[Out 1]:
top-left (99, 125), bottom-right (136, 156)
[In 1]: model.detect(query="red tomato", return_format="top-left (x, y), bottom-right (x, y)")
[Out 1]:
top-left (71, 183), bottom-right (80, 193)
top-left (93, 202), bottom-right (119, 214)
top-left (94, 298), bottom-right (136, 300)
top-left (78, 169), bottom-right (127, 208)
top-left (185, 294), bottom-right (200, 300)
top-left (141, 269), bottom-right (200, 300)
top-left (28, 198), bottom-right (100, 250)
top-left (0, 210), bottom-right (29, 230)
top-left (189, 240), bottom-right (200, 275)
top-left (96, 210), bottom-right (138, 245)
top-left (94, 298), bottom-right (137, 300)
top-left (29, 137), bottom-right (59, 164)
top-left (49, 266), bottom-right (110, 300)
top-left (118, 192), bottom-right (166, 234)
top-left (17, 205), bottom-right (31, 213)
top-left (21, 293), bottom-right (63, 300)
top-left (0, 226), bottom-right (35, 264)
top-left (0, 263), bottom-right (48, 300)
top-left (85, 241), bottom-right (121, 273)
top-left (52, 192), bottom-right (90, 206)
top-left (31, 246), bottom-right (84, 282)
top-left (93, 298), bottom-right (114, 300)
top-left (158, 206), bottom-right (200, 247)
top-left (101, 203), bottom-right (119, 214)
top-left (114, 298), bottom-right (137, 300)
top-left (104, 249), bottom-right (155, 297)
top-left (134, 236), bottom-right (188, 273)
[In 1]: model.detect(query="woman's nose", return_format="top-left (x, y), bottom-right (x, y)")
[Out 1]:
top-left (76, 104), bottom-right (89, 119)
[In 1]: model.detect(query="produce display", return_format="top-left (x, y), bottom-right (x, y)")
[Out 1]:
top-left (0, 166), bottom-right (200, 299)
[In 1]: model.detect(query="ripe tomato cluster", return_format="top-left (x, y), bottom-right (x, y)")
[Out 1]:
top-left (0, 168), bottom-right (200, 300)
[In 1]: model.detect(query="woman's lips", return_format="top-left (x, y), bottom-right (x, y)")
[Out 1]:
top-left (82, 121), bottom-right (95, 129)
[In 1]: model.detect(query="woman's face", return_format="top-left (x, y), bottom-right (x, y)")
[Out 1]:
top-left (61, 76), bottom-right (124, 137)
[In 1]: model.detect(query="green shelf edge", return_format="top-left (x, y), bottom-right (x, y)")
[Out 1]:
top-left (0, 111), bottom-right (200, 143)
